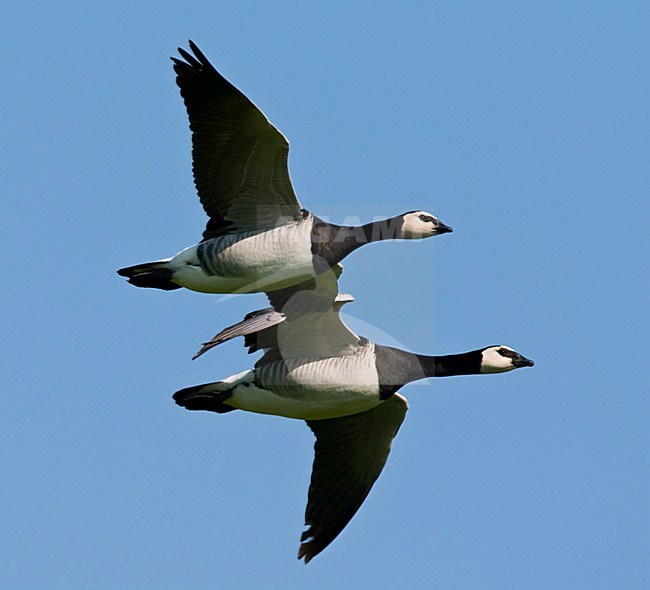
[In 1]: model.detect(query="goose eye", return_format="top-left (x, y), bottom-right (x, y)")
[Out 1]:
top-left (419, 214), bottom-right (434, 223)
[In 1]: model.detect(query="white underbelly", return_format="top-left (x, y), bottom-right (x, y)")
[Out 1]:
top-left (226, 347), bottom-right (381, 420)
top-left (226, 383), bottom-right (382, 420)
top-left (168, 258), bottom-right (313, 294)
top-left (168, 221), bottom-right (315, 294)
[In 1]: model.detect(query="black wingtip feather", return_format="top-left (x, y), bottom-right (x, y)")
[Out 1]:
top-left (177, 47), bottom-right (197, 66)
top-left (297, 539), bottom-right (317, 564)
top-left (188, 39), bottom-right (202, 57)
top-left (174, 41), bottom-right (212, 72)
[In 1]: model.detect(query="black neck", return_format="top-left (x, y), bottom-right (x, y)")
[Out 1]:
top-left (374, 345), bottom-right (483, 399)
top-left (414, 351), bottom-right (483, 378)
top-left (311, 217), bottom-right (402, 266)
top-left (341, 218), bottom-right (404, 243)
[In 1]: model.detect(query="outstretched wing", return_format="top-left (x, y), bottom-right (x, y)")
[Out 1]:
top-left (264, 266), bottom-right (358, 360)
top-left (193, 306), bottom-right (285, 360)
top-left (298, 394), bottom-right (409, 563)
top-left (192, 292), bottom-right (355, 360)
top-left (172, 41), bottom-right (305, 236)
top-left (193, 264), bottom-right (355, 361)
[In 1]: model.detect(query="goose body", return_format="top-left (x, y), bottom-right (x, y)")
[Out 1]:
top-left (174, 272), bottom-right (534, 562)
top-left (183, 327), bottom-right (531, 422)
top-left (163, 217), bottom-right (315, 293)
top-left (118, 42), bottom-right (452, 294)
top-left (182, 339), bottom-right (382, 420)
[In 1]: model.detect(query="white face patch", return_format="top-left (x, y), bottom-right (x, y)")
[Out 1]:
top-left (400, 211), bottom-right (441, 239)
top-left (480, 346), bottom-right (517, 373)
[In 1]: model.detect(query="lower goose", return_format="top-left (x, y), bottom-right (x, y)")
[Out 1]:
top-left (173, 272), bottom-right (534, 562)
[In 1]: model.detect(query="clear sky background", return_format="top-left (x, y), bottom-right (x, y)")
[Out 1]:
top-left (2, 2), bottom-right (648, 588)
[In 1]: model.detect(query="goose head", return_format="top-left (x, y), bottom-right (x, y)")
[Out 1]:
top-left (479, 345), bottom-right (535, 373)
top-left (399, 211), bottom-right (453, 239)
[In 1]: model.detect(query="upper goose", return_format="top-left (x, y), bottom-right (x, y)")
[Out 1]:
top-left (173, 271), bottom-right (534, 562)
top-left (117, 41), bottom-right (452, 294)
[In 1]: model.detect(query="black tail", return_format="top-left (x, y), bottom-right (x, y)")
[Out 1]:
top-left (173, 384), bottom-right (237, 414)
top-left (117, 259), bottom-right (181, 291)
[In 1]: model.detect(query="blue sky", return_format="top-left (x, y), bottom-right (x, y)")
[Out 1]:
top-left (2, 1), bottom-right (648, 588)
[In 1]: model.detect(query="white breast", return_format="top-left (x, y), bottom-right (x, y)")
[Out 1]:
top-left (226, 341), bottom-right (381, 420)
top-left (168, 217), bottom-right (315, 293)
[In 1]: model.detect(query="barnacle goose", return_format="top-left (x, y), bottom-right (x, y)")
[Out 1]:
top-left (173, 269), bottom-right (534, 562)
top-left (117, 41), bottom-right (451, 294)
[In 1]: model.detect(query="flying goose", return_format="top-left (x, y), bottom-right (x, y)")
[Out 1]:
top-left (117, 41), bottom-right (452, 294)
top-left (173, 272), bottom-right (534, 562)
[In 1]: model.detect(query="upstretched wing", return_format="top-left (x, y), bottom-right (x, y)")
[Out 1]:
top-left (264, 266), bottom-right (359, 360)
top-left (172, 41), bottom-right (305, 236)
top-left (193, 263), bottom-right (355, 361)
top-left (192, 292), bottom-right (355, 360)
top-left (192, 307), bottom-right (284, 359)
top-left (298, 394), bottom-right (409, 563)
